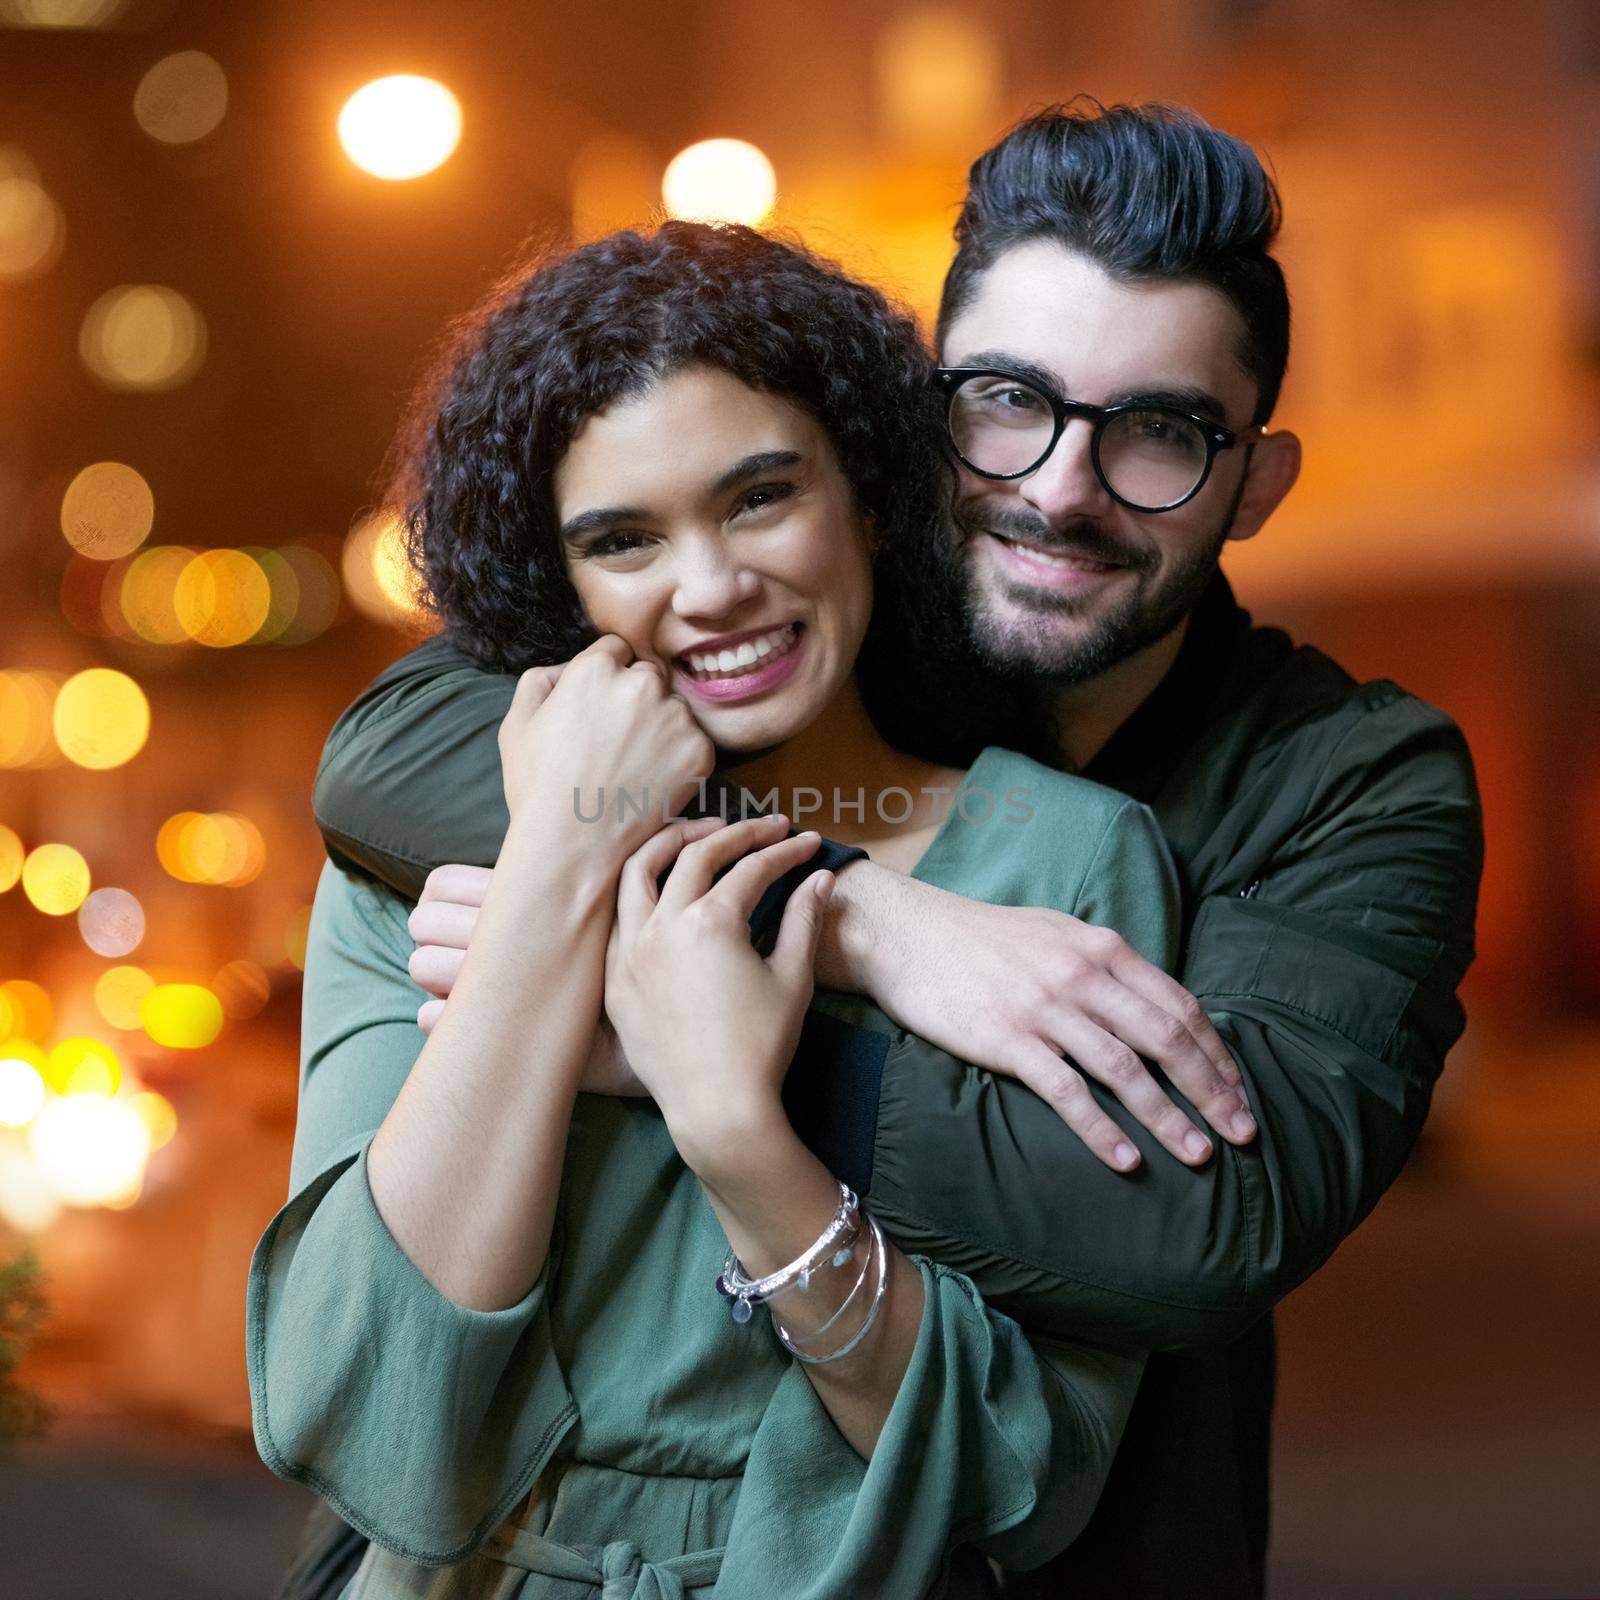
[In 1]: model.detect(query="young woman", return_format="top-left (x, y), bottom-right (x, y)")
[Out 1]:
top-left (247, 223), bottom-right (1180, 1599)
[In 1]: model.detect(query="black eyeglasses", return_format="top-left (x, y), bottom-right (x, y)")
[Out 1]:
top-left (935, 366), bottom-right (1252, 513)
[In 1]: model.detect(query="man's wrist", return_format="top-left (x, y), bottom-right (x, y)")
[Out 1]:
top-left (816, 858), bottom-right (905, 997)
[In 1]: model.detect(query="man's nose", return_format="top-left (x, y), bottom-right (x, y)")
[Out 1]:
top-left (1017, 419), bottom-right (1114, 526)
top-left (671, 539), bottom-right (760, 620)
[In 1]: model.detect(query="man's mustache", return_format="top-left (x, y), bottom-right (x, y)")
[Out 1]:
top-left (952, 499), bottom-right (1148, 571)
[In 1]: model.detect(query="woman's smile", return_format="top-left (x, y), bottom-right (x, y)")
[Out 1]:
top-left (673, 621), bottom-right (807, 702)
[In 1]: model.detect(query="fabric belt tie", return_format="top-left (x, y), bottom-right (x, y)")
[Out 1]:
top-left (501, 1529), bottom-right (723, 1599)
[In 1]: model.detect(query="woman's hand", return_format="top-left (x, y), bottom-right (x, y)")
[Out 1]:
top-left (603, 813), bottom-right (835, 1170)
top-left (497, 635), bottom-right (715, 863)
top-left (409, 861), bottom-right (651, 1097)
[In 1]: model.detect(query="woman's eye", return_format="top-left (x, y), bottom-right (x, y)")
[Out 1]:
top-left (737, 481), bottom-right (796, 516)
top-left (587, 530), bottom-right (650, 558)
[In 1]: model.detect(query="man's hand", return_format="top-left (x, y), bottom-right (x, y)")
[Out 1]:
top-left (408, 862), bottom-right (649, 1097)
top-left (822, 864), bottom-right (1256, 1172)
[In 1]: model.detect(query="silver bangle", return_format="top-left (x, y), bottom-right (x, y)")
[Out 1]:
top-left (776, 1215), bottom-right (889, 1366)
top-left (716, 1182), bottom-right (860, 1325)
top-left (772, 1218), bottom-right (875, 1350)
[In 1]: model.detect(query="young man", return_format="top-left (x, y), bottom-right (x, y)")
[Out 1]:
top-left (299, 105), bottom-right (1482, 1596)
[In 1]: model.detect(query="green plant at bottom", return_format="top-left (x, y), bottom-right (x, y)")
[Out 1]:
top-left (0, 1250), bottom-right (50, 1451)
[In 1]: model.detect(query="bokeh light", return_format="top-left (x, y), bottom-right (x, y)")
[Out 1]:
top-left (0, 0), bottom-right (127, 26)
top-left (342, 509), bottom-right (425, 625)
top-left (79, 285), bottom-right (207, 392)
top-left (95, 964), bottom-right (153, 1030)
top-left (156, 810), bottom-right (266, 886)
top-left (0, 1055), bottom-right (47, 1128)
top-left (173, 548), bottom-right (272, 646)
top-left (44, 1035), bottom-right (121, 1098)
top-left (131, 1088), bottom-right (177, 1151)
top-left (140, 982), bottom-right (223, 1049)
top-left (338, 75), bottom-right (462, 180)
top-left (213, 958), bottom-right (270, 1018)
top-left (21, 842), bottom-right (90, 915)
top-left (284, 905), bottom-right (312, 970)
top-left (133, 50), bottom-right (228, 144)
top-left (0, 1146), bottom-right (60, 1233)
top-left (53, 667), bottom-right (150, 769)
top-left (59, 460), bottom-right (155, 560)
top-left (0, 670), bottom-right (64, 769)
top-left (29, 1093), bottom-right (150, 1209)
top-left (661, 138), bottom-right (776, 224)
top-left (0, 981), bottom-right (52, 1040)
top-left (78, 887), bottom-right (145, 957)
top-left (875, 8), bottom-right (1002, 146)
top-left (0, 157), bottom-right (65, 281)
top-left (0, 825), bottom-right (22, 892)
top-left (270, 545), bottom-right (341, 642)
top-left (118, 544), bottom-right (197, 643)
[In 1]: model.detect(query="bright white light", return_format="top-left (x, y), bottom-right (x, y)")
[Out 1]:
top-left (338, 76), bottom-right (462, 181)
top-left (661, 139), bottom-right (776, 225)
top-left (0, 1057), bottom-right (47, 1127)
top-left (29, 1093), bottom-right (150, 1207)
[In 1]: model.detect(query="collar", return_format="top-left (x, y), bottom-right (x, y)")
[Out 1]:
top-left (1077, 566), bottom-right (1255, 804)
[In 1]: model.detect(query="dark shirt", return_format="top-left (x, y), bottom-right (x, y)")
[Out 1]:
top-left (311, 569), bottom-right (1484, 1597)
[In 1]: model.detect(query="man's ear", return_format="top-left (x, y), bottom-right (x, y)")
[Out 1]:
top-left (1224, 428), bottom-right (1301, 543)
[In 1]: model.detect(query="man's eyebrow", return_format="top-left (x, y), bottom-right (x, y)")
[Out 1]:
top-left (949, 352), bottom-right (1230, 426)
top-left (710, 449), bottom-right (802, 497)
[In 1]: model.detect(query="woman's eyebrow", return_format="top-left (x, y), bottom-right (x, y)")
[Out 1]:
top-left (709, 449), bottom-right (802, 497)
top-left (559, 505), bottom-right (647, 543)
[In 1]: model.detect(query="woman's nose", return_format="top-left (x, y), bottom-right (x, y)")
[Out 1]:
top-left (670, 542), bottom-right (761, 620)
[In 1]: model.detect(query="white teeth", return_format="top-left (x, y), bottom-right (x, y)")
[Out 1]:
top-left (1004, 538), bottom-right (1113, 571)
top-left (678, 624), bottom-right (799, 681)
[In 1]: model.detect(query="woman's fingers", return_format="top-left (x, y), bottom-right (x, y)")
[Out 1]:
top-left (615, 815), bottom-right (728, 931)
top-left (703, 830), bottom-right (824, 922)
top-left (654, 812), bottom-right (793, 914)
top-left (418, 862), bottom-right (493, 908)
top-left (768, 869), bottom-right (835, 989)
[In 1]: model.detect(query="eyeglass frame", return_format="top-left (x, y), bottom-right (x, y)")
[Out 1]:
top-left (934, 365), bottom-right (1257, 513)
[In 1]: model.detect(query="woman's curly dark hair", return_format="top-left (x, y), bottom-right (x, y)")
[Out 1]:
top-left (388, 220), bottom-right (1054, 766)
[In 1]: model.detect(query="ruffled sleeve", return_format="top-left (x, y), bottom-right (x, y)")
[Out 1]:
top-left (716, 1257), bottom-right (1144, 1597)
top-left (245, 862), bottom-right (576, 1566)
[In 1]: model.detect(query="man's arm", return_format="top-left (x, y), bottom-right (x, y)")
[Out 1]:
top-left (847, 694), bottom-right (1483, 1349)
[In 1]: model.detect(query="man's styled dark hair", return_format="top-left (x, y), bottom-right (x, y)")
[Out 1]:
top-left (937, 100), bottom-right (1291, 423)
top-left (389, 220), bottom-right (1054, 764)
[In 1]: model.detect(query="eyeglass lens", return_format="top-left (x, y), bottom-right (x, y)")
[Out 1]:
top-left (948, 375), bottom-right (1211, 510)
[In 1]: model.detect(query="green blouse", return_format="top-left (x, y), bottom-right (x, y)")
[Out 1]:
top-left (247, 748), bottom-right (1182, 1599)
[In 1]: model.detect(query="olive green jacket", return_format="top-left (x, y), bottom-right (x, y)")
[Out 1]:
top-left (310, 570), bottom-right (1484, 1596)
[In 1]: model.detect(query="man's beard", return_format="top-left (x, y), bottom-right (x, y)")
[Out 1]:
top-left (948, 497), bottom-right (1235, 688)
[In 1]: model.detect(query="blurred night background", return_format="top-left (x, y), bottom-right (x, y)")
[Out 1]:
top-left (1, 1), bottom-right (1598, 1596)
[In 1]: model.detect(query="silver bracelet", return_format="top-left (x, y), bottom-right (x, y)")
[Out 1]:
top-left (772, 1217), bottom-right (875, 1350)
top-left (776, 1215), bottom-right (889, 1366)
top-left (716, 1182), bottom-right (860, 1325)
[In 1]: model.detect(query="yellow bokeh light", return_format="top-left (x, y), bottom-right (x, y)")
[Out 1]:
top-left (95, 964), bottom-right (154, 1030)
top-left (0, 1056), bottom-right (47, 1128)
top-left (52, 667), bottom-right (150, 770)
top-left (0, 825), bottom-right (22, 892)
top-left (29, 1093), bottom-right (149, 1209)
top-left (141, 982), bottom-right (223, 1049)
top-left (342, 509), bottom-right (425, 626)
top-left (0, 171), bottom-right (65, 280)
top-left (0, 670), bottom-right (64, 769)
top-left (242, 546), bottom-right (300, 641)
top-left (134, 50), bottom-right (228, 144)
top-left (79, 284), bottom-right (207, 392)
top-left (875, 8), bottom-right (1002, 147)
top-left (662, 138), bottom-right (776, 225)
top-left (285, 905), bottom-right (313, 970)
top-left (0, 982), bottom-right (51, 1040)
top-left (155, 811), bottom-right (265, 886)
top-left (338, 75), bottom-right (462, 180)
top-left (173, 549), bottom-right (273, 647)
top-left (60, 460), bottom-right (155, 560)
top-left (21, 842), bottom-right (90, 915)
top-left (119, 544), bottom-right (196, 643)
top-left (132, 1089), bottom-right (177, 1150)
top-left (44, 1036), bottom-right (121, 1097)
